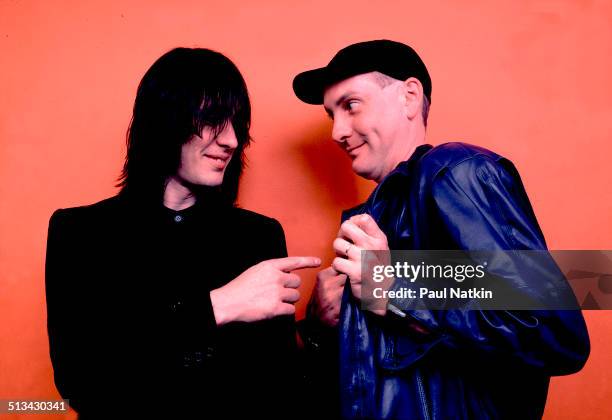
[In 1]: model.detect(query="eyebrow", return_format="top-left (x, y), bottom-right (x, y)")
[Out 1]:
top-left (324, 91), bottom-right (358, 116)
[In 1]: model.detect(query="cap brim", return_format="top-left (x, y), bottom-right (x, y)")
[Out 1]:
top-left (292, 67), bottom-right (330, 105)
top-left (293, 63), bottom-right (381, 105)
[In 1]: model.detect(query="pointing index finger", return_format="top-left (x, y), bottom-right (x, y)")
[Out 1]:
top-left (269, 256), bottom-right (322, 272)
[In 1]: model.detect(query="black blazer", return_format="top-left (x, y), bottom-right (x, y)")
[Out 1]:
top-left (45, 194), bottom-right (298, 419)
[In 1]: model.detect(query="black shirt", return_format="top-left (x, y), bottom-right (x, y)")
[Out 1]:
top-left (46, 195), bottom-right (298, 418)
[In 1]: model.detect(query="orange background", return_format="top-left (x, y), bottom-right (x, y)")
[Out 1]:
top-left (1, 1), bottom-right (611, 419)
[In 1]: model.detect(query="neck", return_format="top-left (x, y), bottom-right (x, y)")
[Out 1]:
top-left (163, 177), bottom-right (196, 210)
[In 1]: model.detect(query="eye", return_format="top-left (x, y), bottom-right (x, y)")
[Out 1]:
top-left (345, 100), bottom-right (360, 113)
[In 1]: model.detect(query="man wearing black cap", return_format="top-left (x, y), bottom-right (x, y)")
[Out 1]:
top-left (293, 40), bottom-right (590, 419)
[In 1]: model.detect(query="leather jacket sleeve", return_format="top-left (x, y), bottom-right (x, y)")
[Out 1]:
top-left (397, 155), bottom-right (590, 376)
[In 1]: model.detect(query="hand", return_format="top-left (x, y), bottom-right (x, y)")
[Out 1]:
top-left (332, 214), bottom-right (390, 314)
top-left (309, 266), bottom-right (347, 327)
top-left (210, 256), bottom-right (321, 325)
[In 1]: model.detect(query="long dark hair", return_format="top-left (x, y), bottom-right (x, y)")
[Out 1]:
top-left (117, 47), bottom-right (252, 206)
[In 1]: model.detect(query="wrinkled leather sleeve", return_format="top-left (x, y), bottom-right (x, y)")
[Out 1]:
top-left (402, 155), bottom-right (590, 376)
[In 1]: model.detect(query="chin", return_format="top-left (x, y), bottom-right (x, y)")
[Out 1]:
top-left (352, 162), bottom-right (375, 180)
top-left (207, 177), bottom-right (225, 187)
top-left (193, 174), bottom-right (224, 187)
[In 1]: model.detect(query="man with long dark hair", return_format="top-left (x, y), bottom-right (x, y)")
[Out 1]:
top-left (46, 48), bottom-right (319, 418)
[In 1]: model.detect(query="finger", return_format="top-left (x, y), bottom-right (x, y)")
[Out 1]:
top-left (281, 288), bottom-right (300, 304)
top-left (329, 273), bottom-right (348, 287)
top-left (317, 267), bottom-right (346, 286)
top-left (333, 237), bottom-right (353, 257)
top-left (333, 237), bottom-right (362, 262)
top-left (320, 266), bottom-right (345, 279)
top-left (319, 272), bottom-right (348, 290)
top-left (351, 214), bottom-right (386, 240)
top-left (268, 256), bottom-right (321, 272)
top-left (332, 256), bottom-right (358, 279)
top-left (319, 266), bottom-right (340, 277)
top-left (277, 302), bottom-right (297, 316)
top-left (282, 273), bottom-right (301, 289)
top-left (338, 220), bottom-right (369, 245)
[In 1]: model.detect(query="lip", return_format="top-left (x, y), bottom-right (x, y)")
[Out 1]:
top-left (204, 154), bottom-right (231, 161)
top-left (345, 142), bottom-right (365, 155)
top-left (204, 153), bottom-right (232, 169)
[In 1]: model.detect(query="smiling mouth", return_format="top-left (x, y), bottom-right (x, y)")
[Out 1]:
top-left (204, 154), bottom-right (231, 161)
top-left (204, 154), bottom-right (232, 168)
top-left (345, 143), bottom-right (365, 154)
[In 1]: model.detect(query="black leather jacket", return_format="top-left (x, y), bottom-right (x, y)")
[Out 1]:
top-left (334, 143), bottom-right (590, 419)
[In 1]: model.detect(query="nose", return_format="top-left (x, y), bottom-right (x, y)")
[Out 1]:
top-left (216, 123), bottom-right (239, 150)
top-left (331, 114), bottom-right (352, 144)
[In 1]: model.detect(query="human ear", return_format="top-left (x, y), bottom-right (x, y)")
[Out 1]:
top-left (402, 77), bottom-right (424, 121)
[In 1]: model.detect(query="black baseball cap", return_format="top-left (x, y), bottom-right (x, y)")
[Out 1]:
top-left (293, 39), bottom-right (431, 105)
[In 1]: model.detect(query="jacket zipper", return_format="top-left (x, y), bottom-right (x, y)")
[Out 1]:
top-left (415, 368), bottom-right (431, 420)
